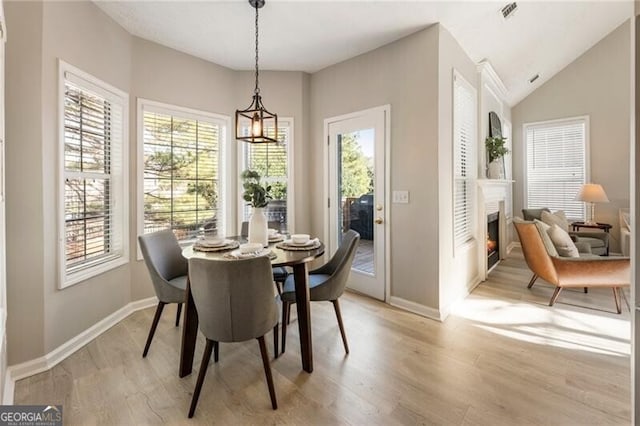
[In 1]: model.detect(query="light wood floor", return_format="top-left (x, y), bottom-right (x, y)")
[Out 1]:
top-left (15, 250), bottom-right (631, 425)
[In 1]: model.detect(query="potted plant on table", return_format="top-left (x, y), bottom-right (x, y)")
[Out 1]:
top-left (241, 169), bottom-right (272, 246)
top-left (485, 136), bottom-right (510, 179)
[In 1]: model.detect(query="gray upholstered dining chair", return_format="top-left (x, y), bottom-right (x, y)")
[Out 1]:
top-left (138, 229), bottom-right (188, 358)
top-left (241, 220), bottom-right (288, 294)
top-left (187, 256), bottom-right (279, 418)
top-left (281, 230), bottom-right (360, 355)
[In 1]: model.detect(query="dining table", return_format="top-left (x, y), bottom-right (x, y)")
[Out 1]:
top-left (179, 236), bottom-right (325, 377)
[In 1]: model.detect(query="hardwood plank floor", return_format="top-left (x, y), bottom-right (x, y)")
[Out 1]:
top-left (15, 249), bottom-right (630, 425)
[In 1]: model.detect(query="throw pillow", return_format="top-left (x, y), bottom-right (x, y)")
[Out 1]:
top-left (547, 224), bottom-right (579, 257)
top-left (533, 219), bottom-right (559, 257)
top-left (541, 210), bottom-right (570, 232)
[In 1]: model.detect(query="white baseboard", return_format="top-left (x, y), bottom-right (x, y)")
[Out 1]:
top-left (3, 296), bottom-right (158, 404)
top-left (389, 296), bottom-right (445, 321)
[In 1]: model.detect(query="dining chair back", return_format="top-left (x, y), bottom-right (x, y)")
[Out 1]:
top-left (281, 229), bottom-right (360, 354)
top-left (187, 256), bottom-right (279, 417)
top-left (138, 229), bottom-right (188, 357)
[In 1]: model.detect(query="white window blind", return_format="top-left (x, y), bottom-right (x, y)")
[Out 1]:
top-left (61, 64), bottom-right (128, 287)
top-left (141, 102), bottom-right (227, 241)
top-left (240, 120), bottom-right (292, 232)
top-left (525, 118), bottom-right (587, 220)
top-left (453, 71), bottom-right (477, 249)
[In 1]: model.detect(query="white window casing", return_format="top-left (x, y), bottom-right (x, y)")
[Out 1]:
top-left (137, 99), bottom-right (230, 256)
top-left (237, 118), bottom-right (294, 234)
top-left (453, 70), bottom-right (477, 251)
top-left (524, 116), bottom-right (588, 220)
top-left (58, 61), bottom-right (129, 288)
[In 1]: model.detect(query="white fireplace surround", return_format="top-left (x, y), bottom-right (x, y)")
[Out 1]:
top-left (477, 179), bottom-right (513, 280)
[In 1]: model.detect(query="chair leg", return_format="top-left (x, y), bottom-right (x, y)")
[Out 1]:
top-left (188, 339), bottom-right (214, 418)
top-left (287, 302), bottom-right (292, 325)
top-left (613, 287), bottom-right (622, 314)
top-left (281, 301), bottom-right (289, 355)
top-left (274, 281), bottom-right (283, 297)
top-left (213, 341), bottom-right (219, 363)
top-left (257, 336), bottom-right (278, 410)
top-left (175, 303), bottom-right (183, 327)
top-left (527, 274), bottom-right (538, 289)
top-left (273, 323), bottom-right (279, 359)
top-left (549, 287), bottom-right (563, 306)
top-left (332, 299), bottom-right (349, 354)
top-left (142, 302), bottom-right (166, 358)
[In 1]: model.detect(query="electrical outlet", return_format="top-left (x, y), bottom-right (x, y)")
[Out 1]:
top-left (392, 190), bottom-right (409, 204)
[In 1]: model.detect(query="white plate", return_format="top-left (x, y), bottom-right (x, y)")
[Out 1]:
top-left (283, 238), bottom-right (315, 247)
top-left (196, 238), bottom-right (231, 248)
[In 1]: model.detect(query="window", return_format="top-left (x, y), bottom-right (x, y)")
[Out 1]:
top-left (524, 117), bottom-right (587, 220)
top-left (453, 71), bottom-right (477, 249)
top-left (60, 62), bottom-right (128, 288)
top-left (238, 119), bottom-right (293, 233)
top-left (138, 100), bottom-right (229, 243)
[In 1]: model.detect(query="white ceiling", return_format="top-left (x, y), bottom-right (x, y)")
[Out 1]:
top-left (94, 0), bottom-right (633, 106)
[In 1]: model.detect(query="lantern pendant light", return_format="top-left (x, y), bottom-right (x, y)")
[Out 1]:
top-left (236, 0), bottom-right (278, 144)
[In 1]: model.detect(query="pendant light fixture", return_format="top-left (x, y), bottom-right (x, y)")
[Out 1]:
top-left (236, 0), bottom-right (278, 144)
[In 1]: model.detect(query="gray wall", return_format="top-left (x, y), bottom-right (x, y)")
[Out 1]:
top-left (436, 26), bottom-right (481, 313)
top-left (5, 0), bottom-right (45, 364)
top-left (512, 21), bottom-right (630, 253)
top-left (309, 26), bottom-right (441, 308)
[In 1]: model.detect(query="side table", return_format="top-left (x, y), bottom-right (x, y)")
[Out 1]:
top-left (571, 221), bottom-right (612, 256)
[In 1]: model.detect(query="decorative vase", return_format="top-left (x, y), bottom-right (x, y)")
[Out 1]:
top-left (248, 207), bottom-right (268, 247)
top-left (487, 159), bottom-right (503, 179)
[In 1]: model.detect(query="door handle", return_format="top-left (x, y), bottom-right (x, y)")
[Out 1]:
top-left (374, 217), bottom-right (383, 225)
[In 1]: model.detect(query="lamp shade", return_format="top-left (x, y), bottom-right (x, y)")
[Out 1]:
top-left (575, 183), bottom-right (609, 203)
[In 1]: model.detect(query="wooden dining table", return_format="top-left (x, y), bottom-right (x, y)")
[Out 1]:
top-left (179, 237), bottom-right (325, 377)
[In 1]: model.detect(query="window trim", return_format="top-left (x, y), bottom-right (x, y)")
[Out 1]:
top-left (136, 98), bottom-right (232, 259)
top-left (452, 69), bottom-right (477, 254)
top-left (58, 60), bottom-right (130, 289)
top-left (236, 117), bottom-right (295, 235)
top-left (522, 115), bottom-right (590, 220)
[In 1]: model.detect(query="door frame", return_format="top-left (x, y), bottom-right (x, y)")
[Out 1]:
top-left (323, 104), bottom-right (391, 302)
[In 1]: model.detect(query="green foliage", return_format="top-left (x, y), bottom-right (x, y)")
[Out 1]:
top-left (270, 181), bottom-right (287, 200)
top-left (241, 169), bottom-right (272, 208)
top-left (485, 136), bottom-right (510, 163)
top-left (340, 133), bottom-right (373, 198)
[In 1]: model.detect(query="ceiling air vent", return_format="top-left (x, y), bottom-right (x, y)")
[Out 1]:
top-left (501, 2), bottom-right (518, 19)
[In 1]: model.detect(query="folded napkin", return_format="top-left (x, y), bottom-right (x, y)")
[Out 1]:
top-left (224, 249), bottom-right (276, 260)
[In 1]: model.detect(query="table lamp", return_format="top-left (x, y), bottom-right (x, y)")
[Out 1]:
top-left (575, 183), bottom-right (609, 225)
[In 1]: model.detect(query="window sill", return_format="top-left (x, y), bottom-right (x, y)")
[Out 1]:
top-left (61, 256), bottom-right (129, 289)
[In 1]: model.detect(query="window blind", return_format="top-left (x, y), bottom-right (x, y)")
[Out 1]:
top-left (142, 107), bottom-right (225, 240)
top-left (453, 72), bottom-right (476, 249)
top-left (525, 118), bottom-right (586, 220)
top-left (240, 122), bottom-right (291, 231)
top-left (63, 76), bottom-right (126, 280)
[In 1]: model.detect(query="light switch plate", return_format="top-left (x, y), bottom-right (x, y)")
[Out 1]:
top-left (392, 190), bottom-right (409, 204)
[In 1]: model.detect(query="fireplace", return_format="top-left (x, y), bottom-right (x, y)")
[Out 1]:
top-left (487, 212), bottom-right (499, 270)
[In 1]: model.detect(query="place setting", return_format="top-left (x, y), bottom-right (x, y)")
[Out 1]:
top-left (193, 235), bottom-right (239, 252)
top-left (268, 228), bottom-right (285, 243)
top-left (224, 242), bottom-right (277, 260)
top-left (276, 233), bottom-right (321, 251)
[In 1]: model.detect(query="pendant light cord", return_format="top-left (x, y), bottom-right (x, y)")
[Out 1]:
top-left (254, 4), bottom-right (260, 95)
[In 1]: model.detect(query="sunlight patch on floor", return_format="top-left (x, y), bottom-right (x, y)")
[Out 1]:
top-left (451, 295), bottom-right (630, 357)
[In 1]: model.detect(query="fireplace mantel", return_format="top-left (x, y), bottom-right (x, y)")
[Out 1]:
top-left (477, 179), bottom-right (514, 280)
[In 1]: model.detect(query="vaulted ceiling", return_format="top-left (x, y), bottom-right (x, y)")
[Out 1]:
top-left (95, 0), bottom-right (632, 106)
